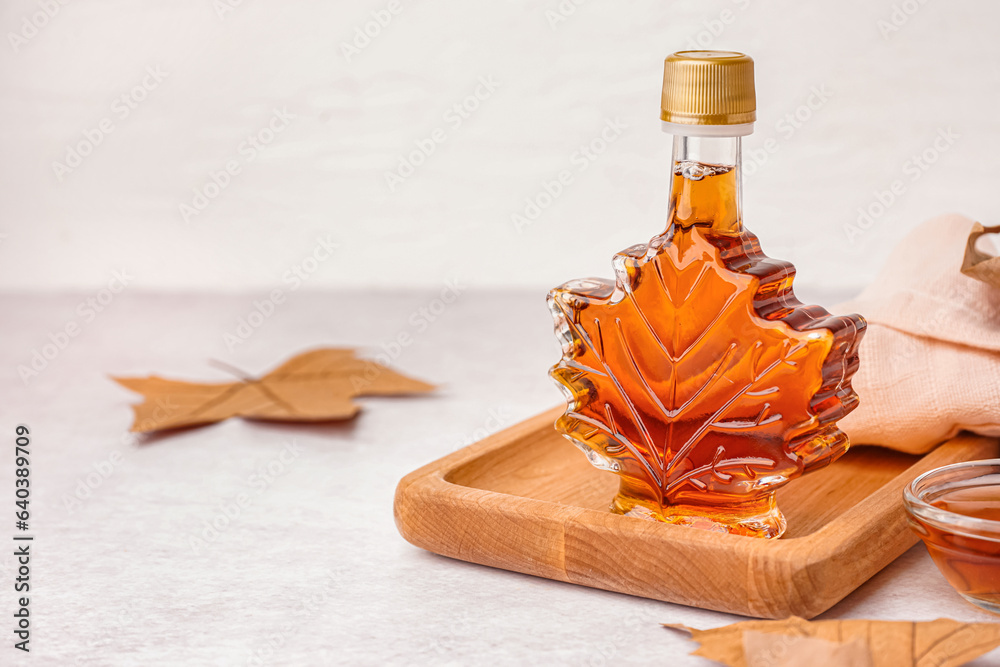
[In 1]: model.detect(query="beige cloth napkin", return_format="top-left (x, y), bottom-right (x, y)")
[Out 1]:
top-left (835, 214), bottom-right (1000, 454)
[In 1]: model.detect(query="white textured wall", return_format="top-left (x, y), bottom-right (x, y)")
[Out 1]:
top-left (1, 0), bottom-right (997, 293)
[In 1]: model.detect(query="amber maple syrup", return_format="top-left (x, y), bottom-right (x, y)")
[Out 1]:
top-left (919, 485), bottom-right (1000, 608)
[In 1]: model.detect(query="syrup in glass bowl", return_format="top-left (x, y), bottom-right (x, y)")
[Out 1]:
top-left (904, 460), bottom-right (1000, 613)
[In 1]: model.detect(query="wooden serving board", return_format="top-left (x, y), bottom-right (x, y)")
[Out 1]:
top-left (394, 407), bottom-right (999, 619)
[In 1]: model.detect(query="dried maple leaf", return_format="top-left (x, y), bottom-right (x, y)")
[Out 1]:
top-left (961, 221), bottom-right (1000, 288)
top-left (549, 225), bottom-right (863, 532)
top-left (665, 616), bottom-right (1000, 667)
top-left (112, 348), bottom-right (434, 433)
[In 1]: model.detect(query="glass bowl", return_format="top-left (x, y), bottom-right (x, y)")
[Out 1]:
top-left (904, 459), bottom-right (1000, 614)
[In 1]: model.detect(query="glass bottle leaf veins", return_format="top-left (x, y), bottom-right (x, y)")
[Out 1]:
top-left (548, 51), bottom-right (865, 539)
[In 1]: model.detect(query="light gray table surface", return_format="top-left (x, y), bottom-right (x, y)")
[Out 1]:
top-left (2, 290), bottom-right (998, 666)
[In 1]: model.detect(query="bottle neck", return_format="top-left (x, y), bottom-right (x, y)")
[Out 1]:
top-left (666, 135), bottom-right (743, 235)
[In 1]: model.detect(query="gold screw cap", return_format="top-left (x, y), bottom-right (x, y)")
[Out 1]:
top-left (661, 51), bottom-right (756, 127)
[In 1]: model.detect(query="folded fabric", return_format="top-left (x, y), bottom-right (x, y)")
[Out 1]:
top-left (834, 214), bottom-right (1000, 454)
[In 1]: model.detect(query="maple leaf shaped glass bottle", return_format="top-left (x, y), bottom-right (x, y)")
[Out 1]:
top-left (548, 51), bottom-right (865, 539)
